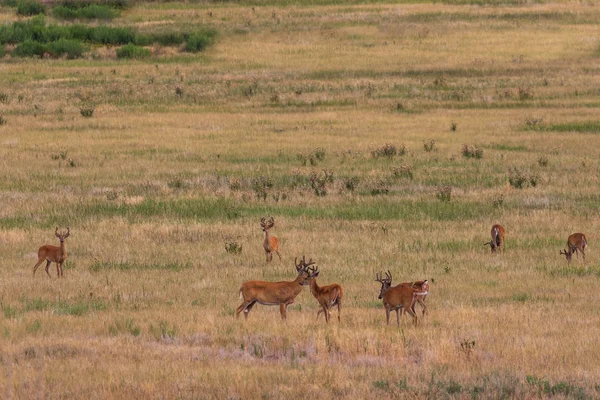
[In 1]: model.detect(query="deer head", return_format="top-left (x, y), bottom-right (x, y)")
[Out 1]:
top-left (260, 217), bottom-right (275, 232)
top-left (294, 256), bottom-right (316, 284)
top-left (375, 270), bottom-right (393, 299)
top-left (483, 241), bottom-right (496, 252)
top-left (55, 227), bottom-right (70, 243)
top-left (560, 249), bottom-right (572, 261)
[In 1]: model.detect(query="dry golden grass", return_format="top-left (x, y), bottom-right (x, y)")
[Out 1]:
top-left (1, 0), bottom-right (600, 398)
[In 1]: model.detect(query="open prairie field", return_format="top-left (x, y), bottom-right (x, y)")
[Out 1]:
top-left (1, 0), bottom-right (600, 398)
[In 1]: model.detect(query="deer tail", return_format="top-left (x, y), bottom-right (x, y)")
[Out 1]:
top-left (582, 235), bottom-right (588, 249)
top-left (239, 288), bottom-right (243, 299)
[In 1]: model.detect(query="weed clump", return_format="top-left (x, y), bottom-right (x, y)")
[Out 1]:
top-left (79, 106), bottom-right (94, 117)
top-left (371, 143), bottom-right (401, 158)
top-left (16, 0), bottom-right (46, 16)
top-left (508, 167), bottom-right (539, 189)
top-left (436, 185), bottom-right (452, 202)
top-left (309, 169), bottom-right (333, 196)
top-left (344, 176), bottom-right (360, 192)
top-left (297, 147), bottom-right (326, 166)
top-left (224, 238), bottom-right (243, 254)
top-left (423, 139), bottom-right (437, 152)
top-left (461, 144), bottom-right (483, 159)
top-left (251, 176), bottom-right (273, 200)
top-left (185, 30), bottom-right (216, 53)
top-left (392, 165), bottom-right (413, 180)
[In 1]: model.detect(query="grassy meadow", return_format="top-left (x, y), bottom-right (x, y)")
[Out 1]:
top-left (1, 0), bottom-right (600, 398)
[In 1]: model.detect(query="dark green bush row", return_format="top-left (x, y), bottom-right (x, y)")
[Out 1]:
top-left (55, 0), bottom-right (130, 9)
top-left (0, 16), bottom-right (217, 50)
top-left (16, 0), bottom-right (45, 16)
top-left (52, 4), bottom-right (119, 20)
top-left (13, 39), bottom-right (87, 58)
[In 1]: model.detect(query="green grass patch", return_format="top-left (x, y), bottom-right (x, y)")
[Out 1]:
top-left (90, 260), bottom-right (193, 272)
top-left (116, 43), bottom-right (150, 59)
top-left (16, 0), bottom-right (45, 16)
top-left (526, 121), bottom-right (600, 134)
top-left (486, 144), bottom-right (529, 152)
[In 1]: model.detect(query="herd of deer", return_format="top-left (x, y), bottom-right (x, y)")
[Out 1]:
top-left (32, 220), bottom-right (589, 327)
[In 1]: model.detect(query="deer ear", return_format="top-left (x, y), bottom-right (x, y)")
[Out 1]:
top-left (313, 270), bottom-right (320, 277)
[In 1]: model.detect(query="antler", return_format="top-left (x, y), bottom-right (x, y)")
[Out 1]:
top-left (260, 217), bottom-right (266, 228)
top-left (267, 217), bottom-right (275, 229)
top-left (65, 227), bottom-right (70, 238)
top-left (375, 270), bottom-right (392, 284)
top-left (55, 227), bottom-right (60, 237)
top-left (295, 255), bottom-right (316, 272)
top-left (385, 270), bottom-right (392, 283)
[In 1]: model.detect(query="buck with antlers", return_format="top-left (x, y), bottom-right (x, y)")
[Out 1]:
top-left (260, 217), bottom-right (281, 263)
top-left (484, 224), bottom-right (505, 253)
top-left (375, 271), bottom-right (428, 327)
top-left (33, 227), bottom-right (70, 278)
top-left (236, 256), bottom-right (314, 320)
top-left (560, 232), bottom-right (588, 263)
top-left (306, 266), bottom-right (343, 323)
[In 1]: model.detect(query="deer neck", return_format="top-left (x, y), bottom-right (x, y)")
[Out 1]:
top-left (310, 278), bottom-right (320, 296)
top-left (290, 275), bottom-right (306, 294)
top-left (59, 240), bottom-right (66, 258)
top-left (263, 230), bottom-right (270, 247)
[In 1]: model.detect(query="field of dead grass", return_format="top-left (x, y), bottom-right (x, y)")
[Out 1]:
top-left (1, 0), bottom-right (600, 398)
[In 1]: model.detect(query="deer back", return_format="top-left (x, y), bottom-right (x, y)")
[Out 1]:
top-left (568, 233), bottom-right (587, 250)
top-left (310, 278), bottom-right (342, 306)
top-left (383, 284), bottom-right (418, 309)
top-left (240, 272), bottom-right (308, 305)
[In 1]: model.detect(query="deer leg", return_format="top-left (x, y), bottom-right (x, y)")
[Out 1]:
top-left (323, 306), bottom-right (330, 323)
top-left (276, 251), bottom-right (282, 262)
top-left (385, 305), bottom-right (391, 325)
top-left (33, 258), bottom-right (45, 276)
top-left (44, 260), bottom-right (52, 278)
top-left (279, 303), bottom-right (287, 320)
top-left (236, 300), bottom-right (254, 319)
top-left (396, 309), bottom-right (401, 327)
top-left (337, 299), bottom-right (341, 322)
top-left (406, 307), bottom-right (418, 326)
top-left (419, 298), bottom-right (428, 316)
top-left (316, 309), bottom-right (323, 320)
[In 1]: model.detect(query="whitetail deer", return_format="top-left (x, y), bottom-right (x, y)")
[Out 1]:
top-left (236, 256), bottom-right (314, 320)
top-left (484, 224), bottom-right (505, 253)
top-left (306, 266), bottom-right (343, 323)
top-left (260, 217), bottom-right (281, 263)
top-left (560, 233), bottom-right (588, 263)
top-left (376, 271), bottom-right (428, 327)
top-left (33, 227), bottom-right (70, 278)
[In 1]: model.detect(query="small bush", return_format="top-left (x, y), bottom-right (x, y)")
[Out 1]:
top-left (392, 165), bottom-right (413, 180)
top-left (224, 239), bottom-right (243, 254)
top-left (80, 106), bottom-right (94, 117)
top-left (251, 176), bottom-right (273, 200)
top-left (508, 167), bottom-right (539, 189)
top-left (0, 114), bottom-right (6, 126)
top-left (344, 176), bottom-right (360, 192)
top-left (47, 39), bottom-right (86, 59)
top-left (436, 185), bottom-right (452, 202)
top-left (185, 31), bottom-right (215, 53)
top-left (167, 175), bottom-right (188, 190)
top-left (423, 139), bottom-right (437, 152)
top-left (518, 87), bottom-right (533, 100)
top-left (12, 39), bottom-right (47, 57)
top-left (461, 144), bottom-right (483, 159)
top-left (16, 0), bottom-right (46, 16)
top-left (492, 194), bottom-right (504, 208)
top-left (116, 44), bottom-right (150, 59)
top-left (450, 121), bottom-right (457, 132)
top-left (369, 179), bottom-right (390, 196)
top-left (310, 169), bottom-right (334, 196)
top-left (537, 155), bottom-right (548, 167)
top-left (371, 143), bottom-right (397, 158)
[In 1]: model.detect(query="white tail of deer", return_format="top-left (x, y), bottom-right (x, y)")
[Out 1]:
top-left (560, 233), bottom-right (588, 264)
top-left (33, 227), bottom-right (70, 278)
top-left (306, 266), bottom-right (343, 323)
top-left (260, 217), bottom-right (281, 263)
top-left (236, 256), bottom-right (313, 320)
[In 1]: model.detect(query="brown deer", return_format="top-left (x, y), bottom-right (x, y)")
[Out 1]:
top-left (484, 224), bottom-right (505, 253)
top-left (376, 270), bottom-right (426, 327)
top-left (260, 217), bottom-right (281, 263)
top-left (560, 233), bottom-right (588, 263)
top-left (236, 256), bottom-right (314, 320)
top-left (306, 266), bottom-right (343, 323)
top-left (33, 227), bottom-right (70, 278)
top-left (400, 280), bottom-right (429, 316)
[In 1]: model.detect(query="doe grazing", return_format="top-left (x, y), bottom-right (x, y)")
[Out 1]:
top-left (376, 270), bottom-right (427, 327)
top-left (260, 217), bottom-right (281, 263)
top-left (33, 227), bottom-right (70, 278)
top-left (484, 224), bottom-right (505, 253)
top-left (306, 266), bottom-right (343, 323)
top-left (236, 256), bottom-right (314, 320)
top-left (560, 232), bottom-right (588, 263)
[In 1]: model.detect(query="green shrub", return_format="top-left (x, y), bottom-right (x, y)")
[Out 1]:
top-left (53, 5), bottom-right (119, 20)
top-left (16, 0), bottom-right (46, 16)
top-left (185, 31), bottom-right (215, 53)
top-left (92, 26), bottom-right (135, 45)
top-left (116, 43), bottom-right (150, 59)
top-left (47, 39), bottom-right (86, 59)
top-left (13, 39), bottom-right (47, 57)
top-left (56, 0), bottom-right (130, 9)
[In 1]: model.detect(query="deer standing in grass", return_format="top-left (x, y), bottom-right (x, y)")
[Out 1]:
top-left (33, 227), bottom-right (70, 278)
top-left (236, 256), bottom-right (314, 320)
top-left (306, 266), bottom-right (343, 323)
top-left (376, 271), bottom-right (428, 327)
top-left (560, 233), bottom-right (588, 264)
top-left (484, 224), bottom-right (505, 253)
top-left (261, 217), bottom-right (281, 263)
